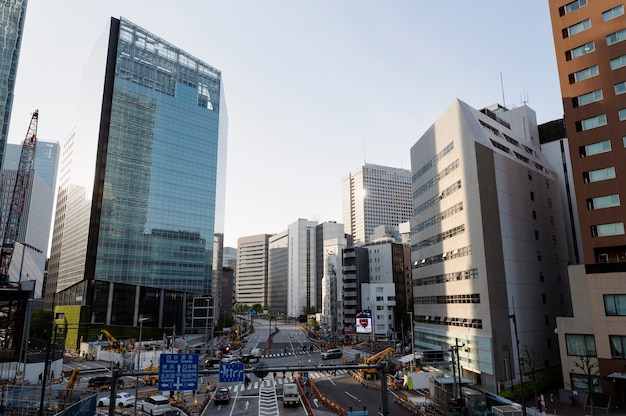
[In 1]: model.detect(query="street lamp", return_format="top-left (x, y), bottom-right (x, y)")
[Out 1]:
top-left (509, 314), bottom-right (526, 416)
top-left (134, 317), bottom-right (149, 410)
top-left (407, 312), bottom-right (415, 372)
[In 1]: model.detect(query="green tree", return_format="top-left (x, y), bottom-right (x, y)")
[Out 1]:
top-left (29, 309), bottom-right (53, 340)
top-left (252, 303), bottom-right (263, 314)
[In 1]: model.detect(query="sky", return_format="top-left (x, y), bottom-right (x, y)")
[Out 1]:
top-left (8, 1), bottom-right (564, 248)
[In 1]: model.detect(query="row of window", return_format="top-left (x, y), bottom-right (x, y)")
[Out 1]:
top-left (413, 202), bottom-right (463, 233)
top-left (417, 315), bottom-right (483, 329)
top-left (413, 180), bottom-right (461, 217)
top-left (413, 268), bottom-right (479, 287)
top-left (592, 222), bottom-right (626, 237)
top-left (564, 5), bottom-right (625, 40)
top-left (413, 224), bottom-right (465, 250)
top-left (414, 293), bottom-right (480, 305)
top-left (566, 332), bottom-right (626, 359)
top-left (412, 141), bottom-right (454, 182)
top-left (413, 245), bottom-right (471, 268)
top-left (413, 159), bottom-right (459, 199)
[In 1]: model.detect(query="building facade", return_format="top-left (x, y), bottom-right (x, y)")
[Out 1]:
top-left (44, 17), bottom-right (226, 343)
top-left (1, 141), bottom-right (59, 298)
top-left (236, 234), bottom-right (271, 306)
top-left (342, 164), bottom-right (412, 246)
top-left (0, 0), bottom-right (28, 170)
top-left (410, 99), bottom-right (572, 393)
top-left (549, 1), bottom-right (626, 407)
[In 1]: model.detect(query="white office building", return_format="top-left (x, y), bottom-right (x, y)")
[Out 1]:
top-left (410, 99), bottom-right (572, 393)
top-left (342, 164), bottom-right (412, 246)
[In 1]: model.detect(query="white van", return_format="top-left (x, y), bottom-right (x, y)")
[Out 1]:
top-left (283, 383), bottom-right (300, 407)
top-left (250, 347), bottom-right (262, 357)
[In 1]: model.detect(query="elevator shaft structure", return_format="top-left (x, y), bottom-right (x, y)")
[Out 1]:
top-left (0, 110), bottom-right (38, 285)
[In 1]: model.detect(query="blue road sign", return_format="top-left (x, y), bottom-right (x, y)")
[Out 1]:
top-left (248, 309), bottom-right (254, 316)
top-left (219, 363), bottom-right (245, 383)
top-left (158, 353), bottom-right (199, 391)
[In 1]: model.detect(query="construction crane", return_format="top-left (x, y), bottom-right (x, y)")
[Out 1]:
top-left (101, 329), bottom-right (124, 352)
top-left (0, 110), bottom-right (38, 285)
top-left (360, 347), bottom-right (396, 378)
top-left (59, 367), bottom-right (81, 408)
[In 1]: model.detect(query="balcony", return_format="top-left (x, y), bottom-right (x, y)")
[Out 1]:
top-left (344, 299), bottom-right (358, 306)
top-left (343, 283), bottom-right (357, 289)
top-left (343, 265), bottom-right (356, 272)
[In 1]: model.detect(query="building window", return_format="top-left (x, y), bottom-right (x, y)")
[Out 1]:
top-left (530, 191), bottom-right (535, 201)
top-left (580, 139), bottom-right (611, 157)
top-left (563, 18), bottom-right (591, 37)
top-left (603, 5), bottom-right (624, 21)
top-left (577, 114), bottom-right (606, 131)
top-left (604, 294), bottom-right (626, 316)
top-left (552, 235), bottom-right (557, 245)
top-left (611, 55), bottom-right (626, 70)
top-left (587, 194), bottom-right (620, 210)
top-left (545, 315), bottom-right (550, 327)
top-left (616, 82), bottom-right (626, 95)
top-left (565, 334), bottom-right (597, 356)
top-left (528, 171), bottom-right (533, 181)
top-left (624, 136), bottom-right (626, 147)
top-left (620, 108), bottom-right (626, 121)
top-left (539, 272), bottom-right (544, 282)
top-left (570, 65), bottom-right (599, 84)
top-left (567, 41), bottom-right (594, 60)
top-left (537, 251), bottom-right (542, 261)
top-left (610, 335), bottom-right (626, 358)
top-left (591, 222), bottom-right (625, 237)
top-left (542, 293), bottom-right (546, 304)
top-left (607, 29), bottom-right (626, 46)
top-left (535, 230), bottom-right (539, 240)
top-left (573, 89), bottom-right (603, 107)
top-left (532, 210), bottom-right (537, 220)
top-left (550, 216), bottom-right (555, 226)
top-left (584, 167), bottom-right (615, 183)
top-left (561, 0), bottom-right (587, 15)
top-left (548, 198), bottom-right (552, 208)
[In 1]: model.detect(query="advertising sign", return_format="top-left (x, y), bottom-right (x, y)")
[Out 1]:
top-left (355, 310), bottom-right (372, 334)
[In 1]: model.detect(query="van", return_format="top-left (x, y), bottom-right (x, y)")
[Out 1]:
top-left (141, 395), bottom-right (171, 416)
top-left (283, 383), bottom-right (300, 407)
top-left (250, 348), bottom-right (262, 357)
top-left (321, 348), bottom-right (342, 360)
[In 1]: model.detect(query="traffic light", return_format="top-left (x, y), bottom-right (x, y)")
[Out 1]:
top-left (253, 362), bottom-right (269, 380)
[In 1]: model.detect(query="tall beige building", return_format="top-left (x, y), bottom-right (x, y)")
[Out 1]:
top-left (236, 234), bottom-right (271, 306)
top-left (342, 164), bottom-right (412, 246)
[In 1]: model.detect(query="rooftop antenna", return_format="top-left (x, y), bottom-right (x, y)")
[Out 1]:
top-left (500, 72), bottom-right (506, 108)
top-left (521, 91), bottom-right (529, 106)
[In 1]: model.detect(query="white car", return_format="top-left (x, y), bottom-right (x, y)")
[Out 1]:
top-left (221, 353), bottom-right (240, 363)
top-left (97, 392), bottom-right (135, 408)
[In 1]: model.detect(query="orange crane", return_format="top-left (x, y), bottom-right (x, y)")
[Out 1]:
top-left (0, 110), bottom-right (38, 285)
top-left (360, 347), bottom-right (396, 378)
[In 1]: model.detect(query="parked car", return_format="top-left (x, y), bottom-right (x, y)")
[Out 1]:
top-left (141, 395), bottom-right (172, 416)
top-left (213, 387), bottom-right (230, 405)
top-left (321, 348), bottom-right (342, 360)
top-left (97, 392), bottom-right (135, 408)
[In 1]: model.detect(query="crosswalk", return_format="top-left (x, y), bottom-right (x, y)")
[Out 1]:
top-left (230, 370), bottom-right (349, 393)
top-left (258, 349), bottom-right (321, 359)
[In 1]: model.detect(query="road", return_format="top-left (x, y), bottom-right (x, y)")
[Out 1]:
top-left (57, 319), bottom-right (401, 416)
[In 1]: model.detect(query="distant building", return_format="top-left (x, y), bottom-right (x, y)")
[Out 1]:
top-left (268, 230), bottom-right (288, 314)
top-left (0, 141), bottom-right (59, 297)
top-left (0, 0), bottom-right (28, 170)
top-left (410, 99), bottom-right (572, 393)
top-left (341, 246), bottom-right (369, 334)
top-left (236, 234), bottom-right (271, 306)
top-left (342, 164), bottom-right (412, 246)
top-left (44, 17), bottom-right (227, 346)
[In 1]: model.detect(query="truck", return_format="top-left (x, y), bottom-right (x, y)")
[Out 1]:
top-left (283, 383), bottom-right (300, 407)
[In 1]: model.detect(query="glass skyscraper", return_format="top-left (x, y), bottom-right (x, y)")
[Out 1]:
top-left (46, 17), bottom-right (227, 340)
top-left (0, 0), bottom-right (28, 171)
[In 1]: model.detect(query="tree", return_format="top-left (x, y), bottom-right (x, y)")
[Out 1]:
top-left (573, 355), bottom-right (600, 416)
top-left (520, 346), bottom-right (540, 404)
top-left (29, 309), bottom-right (53, 340)
top-left (252, 303), bottom-right (263, 314)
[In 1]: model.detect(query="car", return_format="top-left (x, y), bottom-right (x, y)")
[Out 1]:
top-left (321, 348), bottom-right (342, 360)
top-left (97, 392), bottom-right (136, 408)
top-left (213, 387), bottom-right (230, 405)
top-left (221, 353), bottom-right (239, 363)
top-left (241, 354), bottom-right (258, 364)
top-left (88, 376), bottom-right (125, 391)
top-left (242, 337), bottom-right (249, 343)
top-left (141, 395), bottom-right (172, 416)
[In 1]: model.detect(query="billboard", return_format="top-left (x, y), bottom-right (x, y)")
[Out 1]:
top-left (356, 310), bottom-right (372, 334)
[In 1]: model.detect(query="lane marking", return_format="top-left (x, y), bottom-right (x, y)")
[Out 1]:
top-left (345, 391), bottom-right (361, 402)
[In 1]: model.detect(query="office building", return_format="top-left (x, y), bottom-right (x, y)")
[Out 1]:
top-left (268, 230), bottom-right (288, 314)
top-left (1, 141), bottom-right (59, 297)
top-left (341, 246), bottom-right (369, 335)
top-left (236, 234), bottom-right (271, 306)
top-left (0, 0), bottom-right (28, 170)
top-left (410, 99), bottom-right (572, 393)
top-left (342, 164), bottom-right (412, 246)
top-left (549, 1), bottom-right (626, 406)
top-left (44, 17), bottom-right (227, 345)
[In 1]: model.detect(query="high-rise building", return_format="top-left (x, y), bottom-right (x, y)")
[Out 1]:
top-left (1, 140), bottom-right (59, 297)
top-left (342, 164), bottom-right (412, 246)
top-left (236, 234), bottom-right (271, 306)
top-left (549, 0), bottom-right (626, 264)
top-left (0, 0), bottom-right (28, 170)
top-left (410, 99), bottom-right (572, 393)
top-left (549, 1), bottom-right (626, 405)
top-left (45, 17), bottom-right (226, 345)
